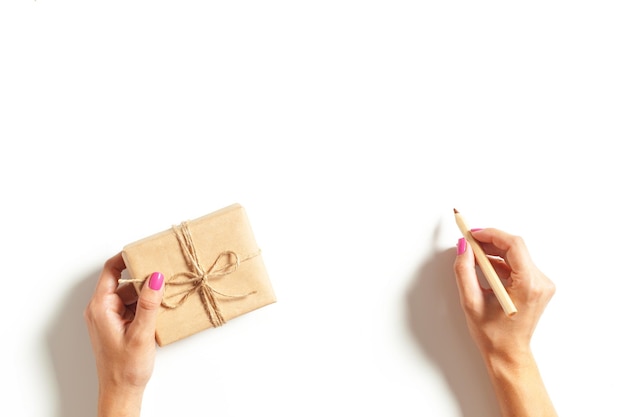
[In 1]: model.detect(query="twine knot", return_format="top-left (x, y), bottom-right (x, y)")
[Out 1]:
top-left (164, 221), bottom-right (258, 327)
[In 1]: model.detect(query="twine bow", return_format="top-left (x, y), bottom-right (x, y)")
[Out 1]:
top-left (121, 221), bottom-right (258, 327)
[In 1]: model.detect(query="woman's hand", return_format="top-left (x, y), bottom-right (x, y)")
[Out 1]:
top-left (84, 252), bottom-right (164, 417)
top-left (454, 228), bottom-right (558, 417)
top-left (454, 228), bottom-right (555, 357)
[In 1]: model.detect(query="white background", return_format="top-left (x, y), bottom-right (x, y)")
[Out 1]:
top-left (2, 1), bottom-right (625, 416)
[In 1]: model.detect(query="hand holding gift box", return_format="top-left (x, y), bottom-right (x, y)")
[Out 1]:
top-left (120, 203), bottom-right (276, 346)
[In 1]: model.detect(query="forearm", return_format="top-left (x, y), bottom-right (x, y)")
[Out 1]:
top-left (483, 349), bottom-right (557, 417)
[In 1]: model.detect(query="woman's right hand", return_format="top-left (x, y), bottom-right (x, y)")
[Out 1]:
top-left (453, 227), bottom-right (556, 358)
top-left (453, 228), bottom-right (558, 417)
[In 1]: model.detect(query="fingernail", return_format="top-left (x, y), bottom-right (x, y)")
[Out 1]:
top-left (470, 228), bottom-right (483, 232)
top-left (148, 272), bottom-right (164, 290)
top-left (457, 237), bottom-right (467, 255)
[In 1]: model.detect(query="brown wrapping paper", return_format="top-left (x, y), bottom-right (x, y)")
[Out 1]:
top-left (121, 203), bottom-right (276, 346)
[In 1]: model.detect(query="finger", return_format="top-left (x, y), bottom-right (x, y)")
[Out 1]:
top-left (85, 254), bottom-right (128, 332)
top-left (469, 229), bottom-right (508, 258)
top-left (129, 272), bottom-right (165, 340)
top-left (471, 228), bottom-right (532, 273)
top-left (117, 282), bottom-right (139, 306)
top-left (488, 256), bottom-right (513, 283)
top-left (453, 238), bottom-right (484, 313)
top-left (93, 252), bottom-right (126, 297)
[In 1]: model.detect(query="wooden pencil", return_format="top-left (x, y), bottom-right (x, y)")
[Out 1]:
top-left (453, 208), bottom-right (517, 316)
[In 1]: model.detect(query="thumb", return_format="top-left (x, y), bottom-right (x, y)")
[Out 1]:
top-left (131, 271), bottom-right (165, 339)
top-left (453, 237), bottom-right (483, 314)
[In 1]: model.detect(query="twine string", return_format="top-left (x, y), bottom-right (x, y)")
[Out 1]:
top-left (120, 221), bottom-right (258, 327)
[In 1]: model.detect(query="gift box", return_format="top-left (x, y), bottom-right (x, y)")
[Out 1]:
top-left (121, 203), bottom-right (276, 346)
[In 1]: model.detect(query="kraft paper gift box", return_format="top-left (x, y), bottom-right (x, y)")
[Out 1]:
top-left (121, 203), bottom-right (276, 346)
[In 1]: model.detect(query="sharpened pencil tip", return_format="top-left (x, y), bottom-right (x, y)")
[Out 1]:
top-left (453, 208), bottom-right (459, 214)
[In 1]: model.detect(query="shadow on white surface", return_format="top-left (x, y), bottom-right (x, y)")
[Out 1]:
top-left (406, 231), bottom-right (500, 417)
top-left (46, 268), bottom-right (100, 417)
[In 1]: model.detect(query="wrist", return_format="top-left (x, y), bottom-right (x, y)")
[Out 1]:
top-left (97, 382), bottom-right (145, 417)
top-left (481, 345), bottom-right (535, 381)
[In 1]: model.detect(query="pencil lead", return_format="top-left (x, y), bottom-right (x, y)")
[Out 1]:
top-left (453, 208), bottom-right (459, 214)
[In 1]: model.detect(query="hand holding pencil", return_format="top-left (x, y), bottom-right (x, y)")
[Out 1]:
top-left (452, 212), bottom-right (556, 345)
top-left (451, 213), bottom-right (558, 417)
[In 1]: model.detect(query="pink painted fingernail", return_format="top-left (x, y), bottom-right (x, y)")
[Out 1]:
top-left (148, 272), bottom-right (164, 290)
top-left (470, 228), bottom-right (483, 232)
top-left (457, 237), bottom-right (467, 255)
